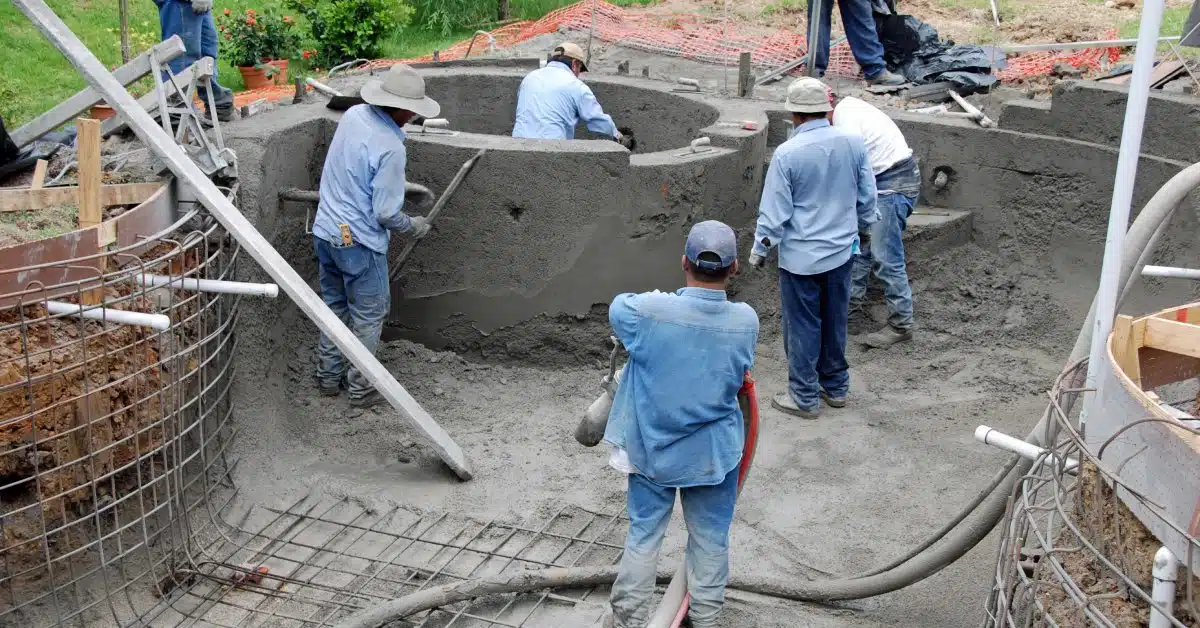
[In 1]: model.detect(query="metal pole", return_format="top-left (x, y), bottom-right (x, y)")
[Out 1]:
top-left (806, 0), bottom-right (824, 78)
top-left (1081, 0), bottom-right (1166, 434)
top-left (10, 0), bottom-right (474, 481)
top-left (119, 0), bottom-right (130, 63)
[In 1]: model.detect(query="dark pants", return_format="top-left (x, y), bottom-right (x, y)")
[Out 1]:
top-left (153, 0), bottom-right (233, 110)
top-left (807, 0), bottom-right (887, 78)
top-left (313, 237), bottom-right (390, 399)
top-left (780, 259), bottom-right (853, 411)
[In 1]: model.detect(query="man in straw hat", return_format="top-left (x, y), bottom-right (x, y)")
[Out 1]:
top-left (513, 42), bottom-right (631, 147)
top-left (748, 77), bottom-right (878, 420)
top-left (311, 64), bottom-right (439, 409)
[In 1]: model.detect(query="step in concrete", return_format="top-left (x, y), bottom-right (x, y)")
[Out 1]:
top-left (905, 207), bottom-right (973, 260)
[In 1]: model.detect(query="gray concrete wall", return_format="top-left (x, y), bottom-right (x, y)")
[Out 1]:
top-left (999, 80), bottom-right (1200, 163)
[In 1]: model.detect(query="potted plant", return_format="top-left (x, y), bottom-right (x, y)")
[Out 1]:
top-left (216, 6), bottom-right (300, 90)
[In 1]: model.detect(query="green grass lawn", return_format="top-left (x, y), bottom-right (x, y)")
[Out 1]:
top-left (0, 0), bottom-right (658, 128)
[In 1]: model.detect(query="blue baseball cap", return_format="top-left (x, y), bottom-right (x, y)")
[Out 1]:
top-left (685, 220), bottom-right (737, 270)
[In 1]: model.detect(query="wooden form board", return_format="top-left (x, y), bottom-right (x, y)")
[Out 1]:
top-left (0, 182), bottom-right (163, 213)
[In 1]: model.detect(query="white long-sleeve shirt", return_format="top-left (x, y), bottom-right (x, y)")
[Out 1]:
top-left (831, 96), bottom-right (913, 175)
top-left (512, 62), bottom-right (618, 140)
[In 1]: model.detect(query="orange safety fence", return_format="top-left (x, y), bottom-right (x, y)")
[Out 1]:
top-left (228, 0), bottom-right (1127, 107)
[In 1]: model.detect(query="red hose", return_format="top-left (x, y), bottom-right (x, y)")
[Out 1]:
top-left (669, 373), bottom-right (760, 627)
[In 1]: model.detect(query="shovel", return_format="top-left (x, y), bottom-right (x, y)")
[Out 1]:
top-left (390, 148), bottom-right (488, 288)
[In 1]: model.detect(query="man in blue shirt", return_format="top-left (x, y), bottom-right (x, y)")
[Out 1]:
top-left (603, 221), bottom-right (759, 628)
top-left (312, 64), bottom-right (438, 408)
top-left (748, 78), bottom-right (878, 420)
top-left (153, 0), bottom-right (234, 121)
top-left (512, 42), bottom-right (626, 143)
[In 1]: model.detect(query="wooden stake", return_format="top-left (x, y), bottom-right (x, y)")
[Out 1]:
top-left (737, 51), bottom-right (754, 98)
top-left (31, 159), bottom-right (47, 189)
top-left (76, 118), bottom-right (105, 305)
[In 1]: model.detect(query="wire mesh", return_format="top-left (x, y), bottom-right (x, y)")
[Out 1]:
top-left (984, 359), bottom-right (1200, 628)
top-left (0, 189), bottom-right (243, 627)
top-left (153, 498), bottom-right (626, 627)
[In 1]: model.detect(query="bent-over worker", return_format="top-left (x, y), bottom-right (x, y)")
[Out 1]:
top-left (512, 42), bottom-right (626, 144)
top-left (603, 221), bottom-right (759, 628)
top-left (749, 78), bottom-right (877, 420)
top-left (829, 89), bottom-right (921, 348)
top-left (311, 64), bottom-right (437, 408)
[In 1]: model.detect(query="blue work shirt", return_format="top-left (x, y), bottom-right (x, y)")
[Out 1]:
top-left (752, 119), bottom-right (879, 276)
top-left (512, 62), bottom-right (619, 140)
top-left (602, 288), bottom-right (759, 488)
top-left (313, 104), bottom-right (414, 255)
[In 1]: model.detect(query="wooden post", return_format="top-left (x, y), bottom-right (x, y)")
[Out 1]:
top-left (737, 51), bottom-right (754, 97)
top-left (76, 118), bottom-right (105, 305)
top-left (31, 159), bottom-right (48, 189)
top-left (499, 0), bottom-right (509, 20)
top-left (118, 0), bottom-right (130, 63)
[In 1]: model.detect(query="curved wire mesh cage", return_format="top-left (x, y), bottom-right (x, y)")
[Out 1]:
top-left (0, 186), bottom-right (242, 627)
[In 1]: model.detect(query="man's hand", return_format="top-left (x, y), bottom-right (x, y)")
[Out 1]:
top-left (191, 0), bottom-right (213, 13)
top-left (858, 230), bottom-right (871, 251)
top-left (410, 216), bottom-right (431, 239)
top-left (747, 253), bottom-right (765, 269)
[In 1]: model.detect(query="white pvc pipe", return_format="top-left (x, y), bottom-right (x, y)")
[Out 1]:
top-left (1082, 0), bottom-right (1165, 433)
top-left (677, 77), bottom-right (700, 87)
top-left (304, 77), bottom-right (342, 97)
top-left (974, 426), bottom-right (1079, 473)
top-left (421, 118), bottom-right (450, 130)
top-left (46, 300), bottom-right (170, 330)
top-left (1149, 546), bottom-right (1179, 628)
top-left (136, 273), bottom-right (279, 297)
top-left (1142, 265), bottom-right (1200, 279)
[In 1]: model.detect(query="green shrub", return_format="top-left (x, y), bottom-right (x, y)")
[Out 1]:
top-left (288, 0), bottom-right (414, 66)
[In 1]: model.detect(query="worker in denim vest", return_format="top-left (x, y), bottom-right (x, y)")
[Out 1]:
top-left (829, 88), bottom-right (922, 348)
top-left (749, 78), bottom-right (878, 420)
top-left (311, 65), bottom-right (437, 408)
top-left (153, 0), bottom-right (234, 121)
top-left (603, 221), bottom-right (759, 628)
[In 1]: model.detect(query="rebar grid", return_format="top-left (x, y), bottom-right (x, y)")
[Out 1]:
top-left (985, 359), bottom-right (1200, 628)
top-left (0, 190), bottom-right (243, 627)
top-left (153, 497), bottom-right (627, 627)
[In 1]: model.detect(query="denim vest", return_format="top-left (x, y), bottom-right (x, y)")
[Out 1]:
top-left (602, 288), bottom-right (759, 487)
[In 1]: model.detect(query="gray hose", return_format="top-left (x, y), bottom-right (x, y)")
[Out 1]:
top-left (337, 162), bottom-right (1200, 628)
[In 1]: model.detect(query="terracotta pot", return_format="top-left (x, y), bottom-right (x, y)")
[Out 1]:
top-left (89, 104), bottom-right (117, 121)
top-left (238, 59), bottom-right (290, 90)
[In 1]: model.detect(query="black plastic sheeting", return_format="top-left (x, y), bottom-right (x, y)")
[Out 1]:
top-left (875, 14), bottom-right (998, 90)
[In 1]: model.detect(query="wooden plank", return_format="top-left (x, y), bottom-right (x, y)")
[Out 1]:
top-left (1137, 347), bottom-right (1200, 390)
top-left (737, 51), bottom-right (754, 98)
top-left (10, 37), bottom-right (185, 148)
top-left (31, 160), bottom-right (48, 189)
top-left (0, 182), bottom-right (162, 212)
top-left (1111, 315), bottom-right (1142, 386)
top-left (1149, 60), bottom-right (1186, 88)
top-left (11, 0), bottom-right (474, 481)
top-left (1143, 316), bottom-right (1200, 359)
top-left (75, 119), bottom-right (102, 230)
top-left (100, 60), bottom-right (197, 137)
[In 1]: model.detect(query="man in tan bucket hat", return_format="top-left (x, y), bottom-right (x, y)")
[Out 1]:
top-left (310, 64), bottom-right (438, 408)
top-left (513, 42), bottom-right (629, 146)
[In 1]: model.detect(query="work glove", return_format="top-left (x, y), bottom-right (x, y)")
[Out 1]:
top-left (191, 0), bottom-right (213, 13)
top-left (614, 127), bottom-right (637, 151)
top-left (747, 253), bottom-right (765, 270)
top-left (409, 216), bottom-right (431, 239)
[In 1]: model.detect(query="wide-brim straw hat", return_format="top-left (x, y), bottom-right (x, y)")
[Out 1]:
top-left (360, 64), bottom-right (441, 118)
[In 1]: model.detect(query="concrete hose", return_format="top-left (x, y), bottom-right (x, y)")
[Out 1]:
top-left (336, 163), bottom-right (1200, 628)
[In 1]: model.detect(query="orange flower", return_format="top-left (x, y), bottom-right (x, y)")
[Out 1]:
top-left (302, 50), bottom-right (312, 59)
top-left (246, 17), bottom-right (256, 24)
top-left (283, 15), bottom-right (292, 22)
top-left (245, 8), bottom-right (254, 15)
top-left (223, 7), bottom-right (229, 15)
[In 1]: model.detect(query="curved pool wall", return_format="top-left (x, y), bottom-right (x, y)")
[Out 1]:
top-left (225, 63), bottom-right (1200, 365)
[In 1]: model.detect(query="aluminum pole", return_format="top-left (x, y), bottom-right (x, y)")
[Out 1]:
top-left (10, 0), bottom-right (473, 480)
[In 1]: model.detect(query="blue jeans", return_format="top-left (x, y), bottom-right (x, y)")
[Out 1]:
top-left (610, 469), bottom-right (739, 628)
top-left (780, 258), bottom-right (853, 411)
top-left (807, 0), bottom-right (887, 78)
top-left (153, 0), bottom-right (233, 110)
top-left (313, 237), bottom-right (390, 398)
top-left (851, 192), bottom-right (916, 330)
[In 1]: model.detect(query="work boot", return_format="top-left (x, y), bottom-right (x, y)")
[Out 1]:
top-left (349, 390), bottom-right (387, 409)
top-left (862, 326), bottom-right (913, 349)
top-left (207, 105), bottom-right (235, 123)
top-left (317, 381), bottom-right (341, 397)
top-left (820, 389), bottom-right (847, 408)
top-left (771, 392), bottom-right (820, 420)
top-left (866, 69), bottom-right (907, 86)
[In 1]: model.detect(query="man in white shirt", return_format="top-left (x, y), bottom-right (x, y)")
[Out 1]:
top-left (830, 90), bottom-right (921, 348)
